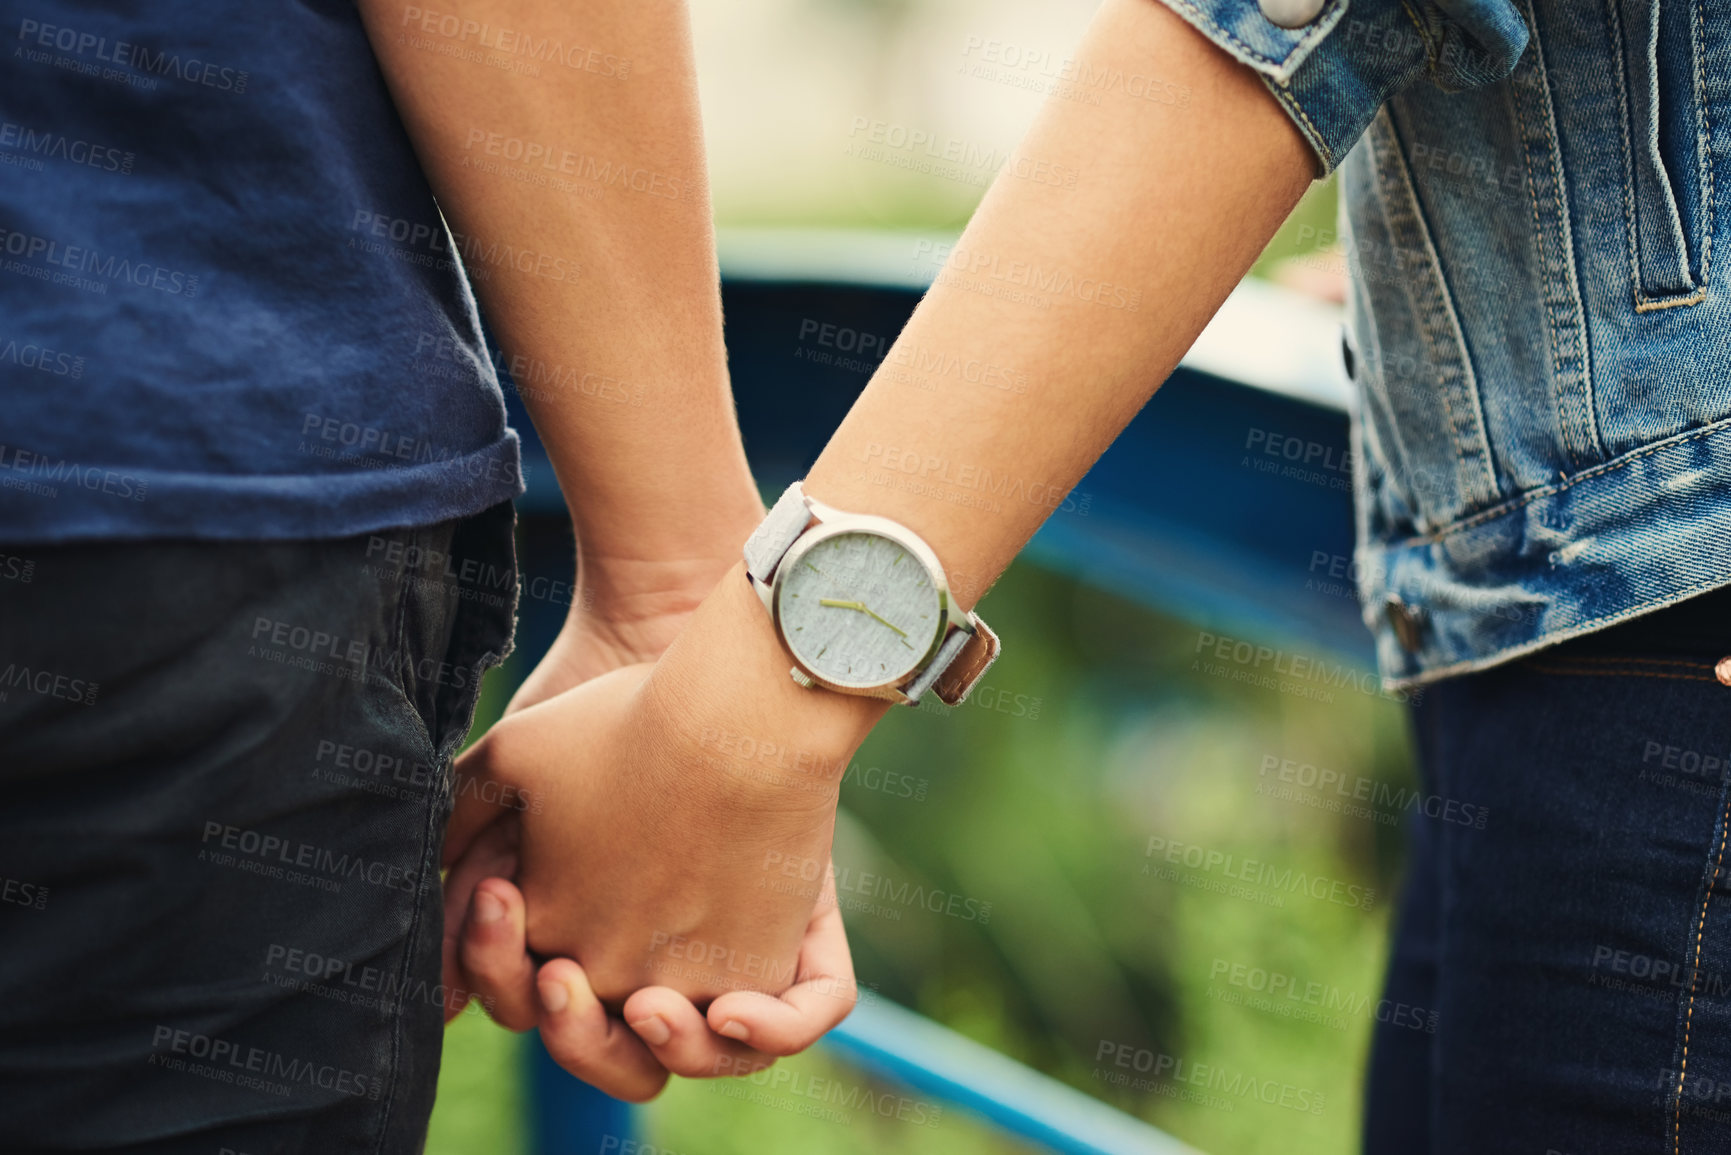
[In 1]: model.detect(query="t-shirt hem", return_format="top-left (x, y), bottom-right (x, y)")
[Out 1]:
top-left (0, 436), bottom-right (527, 544)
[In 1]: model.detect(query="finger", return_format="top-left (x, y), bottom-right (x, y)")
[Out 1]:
top-left (441, 818), bottom-right (519, 1022)
top-left (705, 883), bottom-right (858, 1055)
top-left (537, 959), bottom-right (669, 1102)
top-left (459, 878), bottom-right (539, 1031)
top-left (444, 737), bottom-right (506, 867)
top-left (622, 986), bottom-right (776, 1079)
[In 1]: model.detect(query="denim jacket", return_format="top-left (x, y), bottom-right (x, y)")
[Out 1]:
top-left (1157, 0), bottom-right (1731, 687)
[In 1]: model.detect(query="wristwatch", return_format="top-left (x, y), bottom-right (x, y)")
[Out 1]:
top-left (743, 481), bottom-right (999, 706)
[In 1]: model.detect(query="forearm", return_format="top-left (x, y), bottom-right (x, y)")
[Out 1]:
top-left (806, 0), bottom-right (1313, 612)
top-left (358, 0), bottom-right (763, 619)
top-left (654, 0), bottom-right (1316, 767)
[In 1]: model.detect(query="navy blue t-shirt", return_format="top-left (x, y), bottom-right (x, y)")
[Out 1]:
top-left (0, 2), bottom-right (523, 542)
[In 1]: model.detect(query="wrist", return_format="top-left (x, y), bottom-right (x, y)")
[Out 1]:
top-left (572, 488), bottom-right (767, 628)
top-left (575, 551), bottom-right (742, 633)
top-left (641, 561), bottom-right (889, 808)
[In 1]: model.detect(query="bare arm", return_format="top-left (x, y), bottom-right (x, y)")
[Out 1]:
top-left (355, 0), bottom-right (793, 1099)
top-left (356, 0), bottom-right (765, 666)
top-left (807, 0), bottom-right (1313, 615)
top-left (670, 0), bottom-right (1317, 754)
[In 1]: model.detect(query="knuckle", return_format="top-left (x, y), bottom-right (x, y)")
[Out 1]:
top-left (763, 1036), bottom-right (809, 1058)
top-left (584, 962), bottom-right (642, 1009)
top-left (490, 1005), bottom-right (537, 1033)
top-left (460, 942), bottom-right (518, 985)
top-left (615, 1072), bottom-right (669, 1103)
top-left (542, 1034), bottom-right (597, 1077)
top-left (725, 1056), bottom-right (775, 1077)
top-left (667, 1052), bottom-right (721, 1079)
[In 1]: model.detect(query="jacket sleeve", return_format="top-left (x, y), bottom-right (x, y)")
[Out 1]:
top-left (1150, 0), bottom-right (1530, 171)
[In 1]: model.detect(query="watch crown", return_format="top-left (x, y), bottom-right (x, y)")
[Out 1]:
top-left (789, 667), bottom-right (817, 690)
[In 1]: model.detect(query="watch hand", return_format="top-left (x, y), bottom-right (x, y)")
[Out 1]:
top-left (863, 607), bottom-right (911, 639)
top-left (818, 598), bottom-right (910, 639)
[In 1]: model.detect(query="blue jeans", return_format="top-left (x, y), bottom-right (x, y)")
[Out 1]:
top-left (1366, 586), bottom-right (1731, 1153)
top-left (0, 504), bottom-right (515, 1153)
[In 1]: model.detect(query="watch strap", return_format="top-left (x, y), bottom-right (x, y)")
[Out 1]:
top-left (906, 614), bottom-right (1000, 707)
top-left (743, 482), bottom-right (812, 585)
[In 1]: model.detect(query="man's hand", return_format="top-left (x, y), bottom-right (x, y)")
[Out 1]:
top-left (447, 862), bottom-right (858, 1093)
top-left (444, 565), bottom-right (883, 1073)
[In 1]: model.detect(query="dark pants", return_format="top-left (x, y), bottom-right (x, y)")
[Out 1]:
top-left (1366, 587), bottom-right (1731, 1154)
top-left (0, 504), bottom-right (516, 1154)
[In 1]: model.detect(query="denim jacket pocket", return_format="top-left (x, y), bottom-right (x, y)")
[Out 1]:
top-left (1607, 0), bottom-right (1715, 309)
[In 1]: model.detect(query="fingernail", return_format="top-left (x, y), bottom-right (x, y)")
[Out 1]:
top-left (538, 977), bottom-right (569, 1015)
top-left (473, 889), bottom-right (506, 925)
top-left (630, 1015), bottom-right (671, 1046)
top-left (717, 1020), bottom-right (751, 1042)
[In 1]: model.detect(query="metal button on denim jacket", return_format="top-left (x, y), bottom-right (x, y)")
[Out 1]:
top-left (1156, 0), bottom-right (1731, 687)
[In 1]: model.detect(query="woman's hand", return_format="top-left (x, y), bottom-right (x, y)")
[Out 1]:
top-left (442, 561), bottom-right (727, 1020)
top-left (442, 563), bottom-right (881, 1095)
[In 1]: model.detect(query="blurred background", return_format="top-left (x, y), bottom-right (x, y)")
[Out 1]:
top-left (427, 1), bottom-right (1400, 1153)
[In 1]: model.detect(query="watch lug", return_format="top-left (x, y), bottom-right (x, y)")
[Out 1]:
top-left (751, 572), bottom-right (775, 614)
top-left (802, 490), bottom-right (845, 523)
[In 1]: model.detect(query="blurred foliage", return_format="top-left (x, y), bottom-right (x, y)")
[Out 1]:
top-left (1251, 177), bottom-right (1340, 281)
top-left (428, 552), bottom-right (1415, 1155)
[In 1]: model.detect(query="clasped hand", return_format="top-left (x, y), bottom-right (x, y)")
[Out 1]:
top-left (439, 566), bottom-right (875, 1100)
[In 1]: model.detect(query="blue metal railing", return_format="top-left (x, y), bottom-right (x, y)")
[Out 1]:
top-left (504, 230), bottom-right (1358, 1154)
top-left (826, 997), bottom-right (1201, 1155)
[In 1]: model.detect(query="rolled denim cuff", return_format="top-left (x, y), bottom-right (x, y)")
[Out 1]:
top-left (1149, 0), bottom-right (1529, 172)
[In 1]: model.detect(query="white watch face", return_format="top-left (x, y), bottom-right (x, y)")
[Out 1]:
top-left (775, 530), bottom-right (945, 688)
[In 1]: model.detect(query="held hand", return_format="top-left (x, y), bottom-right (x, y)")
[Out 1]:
top-left (447, 869), bottom-right (858, 1089)
top-left (442, 551), bottom-right (751, 1012)
top-left (442, 563), bottom-right (881, 1094)
top-left (441, 604), bottom-right (697, 1021)
top-left (445, 658), bottom-right (843, 1011)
